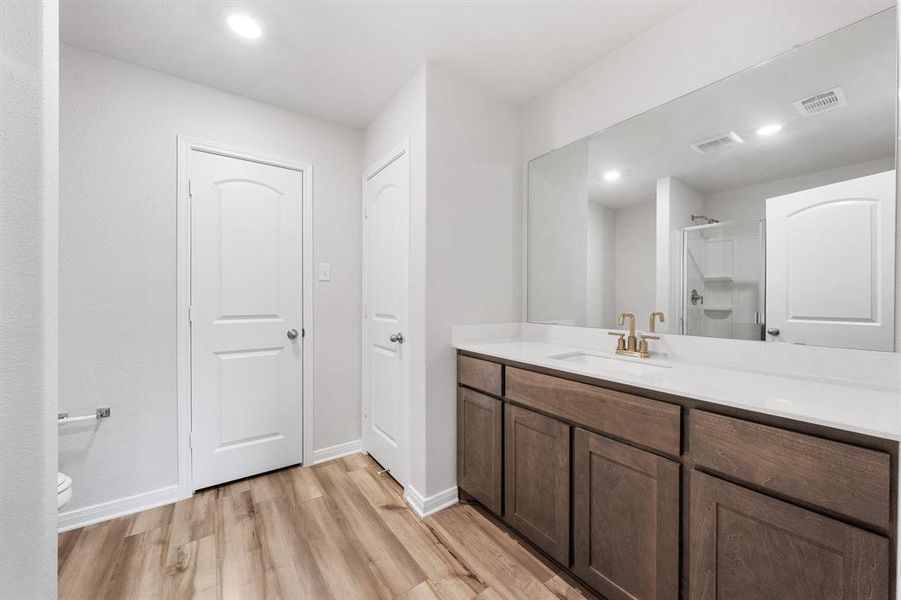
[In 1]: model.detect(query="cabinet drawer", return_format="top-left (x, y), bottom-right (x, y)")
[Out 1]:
top-left (457, 388), bottom-right (502, 514)
top-left (690, 410), bottom-right (891, 529)
top-left (457, 355), bottom-right (502, 396)
top-left (505, 367), bottom-right (681, 456)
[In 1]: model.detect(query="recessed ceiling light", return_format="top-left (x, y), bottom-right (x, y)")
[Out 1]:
top-left (603, 170), bottom-right (621, 182)
top-left (227, 13), bottom-right (263, 40)
top-left (756, 123), bottom-right (783, 136)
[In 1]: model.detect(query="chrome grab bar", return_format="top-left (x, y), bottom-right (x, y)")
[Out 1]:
top-left (58, 407), bottom-right (110, 425)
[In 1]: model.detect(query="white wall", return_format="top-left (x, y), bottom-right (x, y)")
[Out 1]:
top-left (0, 2), bottom-right (59, 597)
top-left (528, 139), bottom-right (589, 324)
top-left (363, 64), bottom-right (521, 501)
top-left (656, 177), bottom-right (704, 332)
top-left (424, 65), bottom-right (522, 497)
top-left (705, 155), bottom-right (895, 222)
top-left (614, 201), bottom-right (656, 323)
top-left (524, 1), bottom-right (894, 160)
top-left (587, 203), bottom-right (616, 328)
top-left (363, 65), bottom-right (428, 493)
top-left (60, 46), bottom-right (363, 514)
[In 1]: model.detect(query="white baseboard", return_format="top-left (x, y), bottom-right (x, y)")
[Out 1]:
top-left (404, 484), bottom-right (459, 518)
top-left (312, 439), bottom-right (362, 465)
top-left (57, 485), bottom-right (179, 533)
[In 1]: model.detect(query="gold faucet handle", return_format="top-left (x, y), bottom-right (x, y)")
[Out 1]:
top-left (638, 333), bottom-right (659, 357)
top-left (608, 331), bottom-right (626, 351)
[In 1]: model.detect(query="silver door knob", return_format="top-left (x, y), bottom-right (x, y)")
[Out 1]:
top-left (767, 328), bottom-right (780, 336)
top-left (287, 328), bottom-right (299, 340)
top-left (389, 332), bottom-right (405, 344)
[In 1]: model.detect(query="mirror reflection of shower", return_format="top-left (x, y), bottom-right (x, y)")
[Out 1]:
top-left (681, 219), bottom-right (765, 340)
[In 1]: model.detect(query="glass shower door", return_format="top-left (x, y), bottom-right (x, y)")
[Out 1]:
top-left (681, 220), bottom-right (765, 340)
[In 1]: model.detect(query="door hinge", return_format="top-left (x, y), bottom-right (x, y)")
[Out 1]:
top-left (188, 178), bottom-right (193, 199)
top-left (188, 304), bottom-right (193, 323)
top-left (189, 430), bottom-right (194, 448)
top-left (302, 328), bottom-right (305, 338)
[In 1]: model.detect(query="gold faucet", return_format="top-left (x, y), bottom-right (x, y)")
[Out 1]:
top-left (618, 312), bottom-right (638, 352)
top-left (610, 311), bottom-right (661, 359)
top-left (650, 312), bottom-right (665, 333)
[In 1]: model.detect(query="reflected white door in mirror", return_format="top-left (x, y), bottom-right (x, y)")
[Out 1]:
top-left (766, 171), bottom-right (895, 351)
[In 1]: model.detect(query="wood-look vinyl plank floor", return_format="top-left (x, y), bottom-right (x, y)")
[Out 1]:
top-left (58, 454), bottom-right (595, 600)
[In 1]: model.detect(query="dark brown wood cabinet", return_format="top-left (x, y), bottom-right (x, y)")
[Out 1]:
top-left (573, 428), bottom-right (679, 600)
top-left (689, 410), bottom-right (892, 529)
top-left (690, 471), bottom-right (890, 600)
top-left (504, 403), bottom-right (570, 565)
top-left (457, 387), bottom-right (503, 514)
top-left (505, 367), bottom-right (681, 456)
top-left (458, 354), bottom-right (503, 396)
top-left (456, 351), bottom-right (896, 600)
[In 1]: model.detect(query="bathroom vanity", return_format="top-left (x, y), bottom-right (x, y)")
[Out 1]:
top-left (455, 8), bottom-right (901, 599)
top-left (455, 345), bottom-right (898, 600)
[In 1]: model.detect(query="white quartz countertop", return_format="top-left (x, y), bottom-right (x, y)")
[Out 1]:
top-left (454, 338), bottom-right (901, 442)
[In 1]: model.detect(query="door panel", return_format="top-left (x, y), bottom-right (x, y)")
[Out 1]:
top-left (766, 170), bottom-right (895, 350)
top-left (362, 150), bottom-right (410, 484)
top-left (218, 187), bottom-right (280, 316)
top-left (218, 349), bottom-right (283, 444)
top-left (690, 472), bottom-right (889, 600)
top-left (573, 428), bottom-right (679, 600)
top-left (504, 404), bottom-right (570, 564)
top-left (457, 388), bottom-right (502, 514)
top-left (191, 150), bottom-right (303, 490)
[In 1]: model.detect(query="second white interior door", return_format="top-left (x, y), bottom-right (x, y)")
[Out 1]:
top-left (362, 148), bottom-right (410, 485)
top-left (190, 149), bottom-right (304, 490)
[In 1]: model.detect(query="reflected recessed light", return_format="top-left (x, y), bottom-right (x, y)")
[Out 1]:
top-left (756, 123), bottom-right (783, 136)
top-left (227, 13), bottom-right (263, 40)
top-left (603, 170), bottom-right (621, 182)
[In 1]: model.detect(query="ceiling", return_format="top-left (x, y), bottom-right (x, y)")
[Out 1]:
top-left (60, 0), bottom-right (692, 129)
top-left (571, 8), bottom-right (897, 209)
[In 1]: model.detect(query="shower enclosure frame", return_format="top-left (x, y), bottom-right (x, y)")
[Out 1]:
top-left (680, 219), bottom-right (767, 340)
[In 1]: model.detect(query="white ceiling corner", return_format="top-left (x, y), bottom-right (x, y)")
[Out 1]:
top-left (60, 0), bottom-right (692, 129)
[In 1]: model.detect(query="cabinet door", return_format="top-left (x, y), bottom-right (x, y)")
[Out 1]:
top-left (457, 387), bottom-right (502, 514)
top-left (573, 428), bottom-right (679, 600)
top-left (690, 472), bottom-right (889, 600)
top-left (504, 404), bottom-right (570, 564)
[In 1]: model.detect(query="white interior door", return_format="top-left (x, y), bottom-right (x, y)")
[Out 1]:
top-left (190, 150), bottom-right (304, 490)
top-left (766, 170), bottom-right (895, 351)
top-left (362, 148), bottom-right (409, 485)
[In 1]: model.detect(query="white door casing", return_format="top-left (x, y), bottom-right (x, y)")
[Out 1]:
top-left (766, 170), bottom-right (895, 351)
top-left (362, 144), bottom-right (410, 485)
top-left (190, 149), bottom-right (304, 490)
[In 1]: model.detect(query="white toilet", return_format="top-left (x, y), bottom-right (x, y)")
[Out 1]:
top-left (57, 472), bottom-right (73, 509)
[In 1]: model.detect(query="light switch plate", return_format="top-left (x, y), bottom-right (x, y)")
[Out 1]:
top-left (318, 262), bottom-right (331, 282)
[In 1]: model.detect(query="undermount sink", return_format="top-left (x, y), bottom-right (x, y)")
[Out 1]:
top-left (547, 351), bottom-right (671, 375)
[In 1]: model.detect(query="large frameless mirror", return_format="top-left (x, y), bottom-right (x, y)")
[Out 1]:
top-left (527, 9), bottom-right (897, 351)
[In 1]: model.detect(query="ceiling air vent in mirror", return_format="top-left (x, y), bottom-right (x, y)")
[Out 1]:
top-left (794, 86), bottom-right (847, 116)
top-left (689, 131), bottom-right (744, 154)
